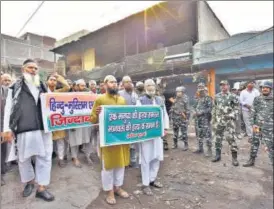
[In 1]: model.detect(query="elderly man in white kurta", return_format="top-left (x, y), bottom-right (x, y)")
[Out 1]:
top-left (68, 79), bottom-right (93, 167)
top-left (2, 59), bottom-right (54, 201)
top-left (136, 79), bottom-right (169, 196)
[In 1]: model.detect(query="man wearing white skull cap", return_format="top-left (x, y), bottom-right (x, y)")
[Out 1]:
top-left (136, 79), bottom-right (169, 196)
top-left (91, 75), bottom-right (130, 205)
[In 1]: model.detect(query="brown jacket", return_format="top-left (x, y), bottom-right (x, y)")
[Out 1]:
top-left (51, 76), bottom-right (70, 140)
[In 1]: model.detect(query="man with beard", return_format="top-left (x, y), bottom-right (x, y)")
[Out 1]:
top-left (1, 73), bottom-right (12, 87)
top-left (91, 75), bottom-right (130, 205)
top-left (243, 81), bottom-right (273, 166)
top-left (212, 80), bottom-right (240, 166)
top-left (170, 86), bottom-right (190, 150)
top-left (119, 76), bottom-right (139, 168)
top-left (46, 73), bottom-right (70, 168)
top-left (136, 79), bottom-right (169, 196)
top-left (2, 59), bottom-right (54, 201)
top-left (1, 80), bottom-right (9, 185)
top-left (135, 81), bottom-right (145, 97)
top-left (68, 79), bottom-right (93, 167)
top-left (89, 80), bottom-right (97, 94)
top-left (1, 74), bottom-right (16, 173)
top-left (193, 83), bottom-right (213, 156)
top-left (240, 80), bottom-right (260, 142)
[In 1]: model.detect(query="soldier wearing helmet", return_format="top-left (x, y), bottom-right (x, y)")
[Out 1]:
top-left (193, 83), bottom-right (213, 157)
top-left (212, 80), bottom-right (240, 166)
top-left (243, 80), bottom-right (273, 167)
top-left (170, 86), bottom-right (190, 150)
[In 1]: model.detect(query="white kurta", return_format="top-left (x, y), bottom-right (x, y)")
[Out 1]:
top-left (4, 82), bottom-right (53, 185)
top-left (4, 83), bottom-right (53, 162)
top-left (137, 97), bottom-right (169, 186)
top-left (137, 98), bottom-right (169, 164)
top-left (68, 127), bottom-right (91, 147)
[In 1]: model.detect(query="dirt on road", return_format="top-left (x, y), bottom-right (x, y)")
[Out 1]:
top-left (87, 133), bottom-right (273, 209)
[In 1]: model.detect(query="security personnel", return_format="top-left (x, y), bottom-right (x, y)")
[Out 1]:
top-left (170, 86), bottom-right (190, 150)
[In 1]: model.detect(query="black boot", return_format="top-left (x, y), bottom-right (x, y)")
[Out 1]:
top-left (193, 145), bottom-right (203, 154)
top-left (182, 142), bottom-right (188, 151)
top-left (212, 150), bottom-right (221, 162)
top-left (172, 138), bottom-right (178, 149)
top-left (243, 157), bottom-right (255, 167)
top-left (164, 143), bottom-right (169, 151)
top-left (232, 152), bottom-right (239, 166)
top-left (172, 143), bottom-right (178, 149)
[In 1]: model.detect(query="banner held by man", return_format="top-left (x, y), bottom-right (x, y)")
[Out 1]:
top-left (99, 105), bottom-right (164, 147)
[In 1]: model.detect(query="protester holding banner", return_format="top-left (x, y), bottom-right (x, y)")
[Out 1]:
top-left (137, 79), bottom-right (169, 196)
top-left (68, 79), bottom-right (93, 167)
top-left (2, 59), bottom-right (54, 201)
top-left (47, 73), bottom-right (70, 168)
top-left (119, 76), bottom-right (139, 168)
top-left (91, 75), bottom-right (130, 205)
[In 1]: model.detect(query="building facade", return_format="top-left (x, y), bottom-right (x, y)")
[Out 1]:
top-left (192, 28), bottom-right (274, 96)
top-left (51, 1), bottom-right (229, 83)
top-left (1, 32), bottom-right (57, 80)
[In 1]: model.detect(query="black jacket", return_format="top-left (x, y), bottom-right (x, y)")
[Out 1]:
top-left (10, 81), bottom-right (47, 134)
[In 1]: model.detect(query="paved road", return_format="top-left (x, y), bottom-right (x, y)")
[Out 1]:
top-left (1, 154), bottom-right (101, 209)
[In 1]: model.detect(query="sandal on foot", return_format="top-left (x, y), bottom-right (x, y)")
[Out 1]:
top-left (106, 194), bottom-right (116, 205)
top-left (142, 186), bottom-right (153, 196)
top-left (114, 188), bottom-right (129, 199)
top-left (72, 159), bottom-right (82, 168)
top-left (150, 181), bottom-right (163, 188)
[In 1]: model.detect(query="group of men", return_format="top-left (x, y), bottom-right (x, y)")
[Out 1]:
top-left (0, 59), bottom-right (169, 205)
top-left (169, 79), bottom-right (273, 168)
top-left (0, 58), bottom-right (273, 206)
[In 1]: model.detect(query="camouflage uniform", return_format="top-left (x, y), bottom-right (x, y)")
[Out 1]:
top-left (194, 86), bottom-right (213, 156)
top-left (212, 80), bottom-right (240, 166)
top-left (193, 94), bottom-right (199, 137)
top-left (170, 87), bottom-right (190, 150)
top-left (243, 81), bottom-right (273, 166)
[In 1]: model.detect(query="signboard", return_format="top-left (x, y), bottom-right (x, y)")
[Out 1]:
top-left (99, 105), bottom-right (164, 147)
top-left (41, 92), bottom-right (96, 132)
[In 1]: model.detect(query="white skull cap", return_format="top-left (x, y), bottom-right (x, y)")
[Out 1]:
top-left (104, 75), bottom-right (116, 83)
top-left (122, 76), bottom-right (132, 82)
top-left (136, 81), bottom-right (144, 86)
top-left (89, 80), bottom-right (96, 85)
top-left (144, 79), bottom-right (155, 86)
top-left (76, 79), bottom-right (86, 85)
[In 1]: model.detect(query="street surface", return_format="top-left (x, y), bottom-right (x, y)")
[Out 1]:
top-left (1, 127), bottom-right (273, 209)
top-left (88, 127), bottom-right (273, 209)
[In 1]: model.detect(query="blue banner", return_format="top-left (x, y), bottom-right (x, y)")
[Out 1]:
top-left (99, 105), bottom-right (164, 147)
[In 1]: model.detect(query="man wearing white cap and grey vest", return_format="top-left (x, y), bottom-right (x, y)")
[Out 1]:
top-left (136, 79), bottom-right (169, 196)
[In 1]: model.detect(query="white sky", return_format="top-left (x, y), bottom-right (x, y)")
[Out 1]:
top-left (1, 1), bottom-right (273, 40)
